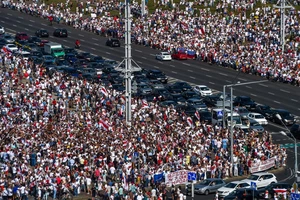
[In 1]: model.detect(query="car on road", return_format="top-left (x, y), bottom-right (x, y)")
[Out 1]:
top-left (155, 52), bottom-right (172, 61)
top-left (248, 119), bottom-right (265, 133)
top-left (35, 29), bottom-right (49, 37)
top-left (15, 32), bottom-right (29, 41)
top-left (146, 69), bottom-right (168, 83)
top-left (233, 96), bottom-right (256, 110)
top-left (0, 25), bottom-right (5, 34)
top-left (202, 95), bottom-right (222, 107)
top-left (242, 172), bottom-right (277, 189)
top-left (171, 51), bottom-right (187, 60)
top-left (270, 109), bottom-right (295, 126)
top-left (235, 107), bottom-right (250, 120)
top-left (254, 104), bottom-right (274, 120)
top-left (4, 44), bottom-right (18, 52)
top-left (43, 55), bottom-right (56, 65)
top-left (168, 81), bottom-right (192, 92)
top-left (186, 98), bottom-right (207, 111)
top-left (217, 181), bottom-right (250, 197)
top-left (186, 178), bottom-right (226, 195)
top-left (290, 123), bottom-right (300, 139)
top-left (224, 188), bottom-right (260, 200)
top-left (257, 182), bottom-right (292, 199)
top-left (106, 38), bottom-right (121, 47)
top-left (2, 34), bottom-right (15, 43)
top-left (193, 85), bottom-right (213, 96)
top-left (247, 112), bottom-right (268, 125)
top-left (53, 28), bottom-right (68, 37)
top-left (197, 110), bottom-right (212, 123)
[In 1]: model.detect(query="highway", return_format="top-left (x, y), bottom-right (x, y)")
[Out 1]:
top-left (0, 8), bottom-right (299, 117)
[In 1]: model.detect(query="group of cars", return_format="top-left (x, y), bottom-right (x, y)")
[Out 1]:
top-left (186, 172), bottom-right (293, 199)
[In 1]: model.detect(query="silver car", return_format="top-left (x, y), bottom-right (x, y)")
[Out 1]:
top-left (186, 178), bottom-right (226, 195)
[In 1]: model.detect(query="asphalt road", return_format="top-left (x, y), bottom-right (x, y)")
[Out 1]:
top-left (0, 8), bottom-right (299, 117)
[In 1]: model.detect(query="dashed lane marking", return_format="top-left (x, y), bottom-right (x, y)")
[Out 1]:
top-left (7, 13), bottom-right (12, 16)
top-left (18, 17), bottom-right (24, 19)
top-left (190, 76), bottom-right (196, 79)
top-left (250, 93), bottom-right (257, 97)
top-left (78, 34), bottom-right (84, 37)
top-left (137, 61), bottom-right (142, 64)
top-left (135, 49), bottom-right (142, 52)
top-left (218, 72), bottom-right (228, 76)
top-left (291, 99), bottom-right (299, 102)
top-left (28, 24), bottom-right (33, 27)
top-left (183, 63), bottom-right (191, 66)
top-left (170, 65), bottom-right (175, 68)
top-left (29, 20), bottom-right (35, 22)
top-left (91, 47), bottom-right (96, 50)
top-left (187, 70), bottom-right (193, 72)
top-left (63, 40), bottom-right (67, 42)
top-left (201, 68), bottom-right (210, 71)
top-left (280, 89), bottom-right (290, 93)
top-left (25, 28), bottom-right (29, 31)
top-left (268, 92), bottom-right (275, 95)
top-left (12, 24), bottom-right (16, 27)
top-left (225, 80), bottom-right (231, 83)
top-left (41, 23), bottom-right (47, 26)
top-left (245, 86), bottom-right (252, 89)
top-left (4, 17), bottom-right (9, 20)
top-left (238, 78), bottom-right (247, 81)
top-left (0, 21), bottom-right (5, 23)
top-left (153, 66), bottom-right (159, 68)
top-left (142, 57), bottom-right (147, 59)
top-left (81, 39), bottom-right (85, 42)
top-left (209, 82), bottom-right (215, 85)
top-left (150, 54), bottom-right (155, 56)
top-left (259, 83), bottom-right (269, 87)
top-left (106, 52), bottom-right (111, 55)
top-left (92, 38), bottom-right (98, 41)
top-left (273, 100), bottom-right (281, 104)
top-left (171, 71), bottom-right (178, 74)
top-left (206, 75), bottom-right (212, 78)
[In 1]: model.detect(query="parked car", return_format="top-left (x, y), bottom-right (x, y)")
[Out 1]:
top-left (106, 38), bottom-right (120, 47)
top-left (155, 52), bottom-right (172, 61)
top-left (233, 96), bottom-right (256, 110)
top-left (186, 98), bottom-right (207, 111)
top-left (53, 28), bottom-right (68, 37)
top-left (242, 172), bottom-right (277, 189)
top-left (171, 51), bottom-right (187, 60)
top-left (271, 109), bottom-right (295, 126)
top-left (146, 69), bottom-right (168, 83)
top-left (257, 182), bottom-right (292, 199)
top-left (224, 188), bottom-right (260, 200)
top-left (182, 90), bottom-right (200, 100)
top-left (35, 29), bottom-right (49, 37)
top-left (248, 119), bottom-right (265, 133)
top-left (217, 181), bottom-right (250, 197)
top-left (197, 110), bottom-right (212, 124)
top-left (0, 25), bottom-right (5, 34)
top-left (290, 123), bottom-right (300, 139)
top-left (235, 107), bottom-right (250, 120)
top-left (254, 104), bottom-right (274, 119)
top-left (2, 34), bottom-right (15, 43)
top-left (203, 95), bottom-right (222, 107)
top-left (4, 44), bottom-right (18, 52)
top-left (15, 32), bottom-right (29, 41)
top-left (193, 85), bottom-right (213, 96)
top-left (247, 112), bottom-right (268, 125)
top-left (168, 81), bottom-right (192, 92)
top-left (186, 178), bottom-right (226, 195)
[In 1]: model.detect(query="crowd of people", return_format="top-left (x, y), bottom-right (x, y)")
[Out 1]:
top-left (2, 0), bottom-right (300, 86)
top-left (0, 0), bottom-right (292, 199)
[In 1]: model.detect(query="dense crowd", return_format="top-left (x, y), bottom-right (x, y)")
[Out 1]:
top-left (0, 45), bottom-right (287, 200)
top-left (2, 0), bottom-right (300, 86)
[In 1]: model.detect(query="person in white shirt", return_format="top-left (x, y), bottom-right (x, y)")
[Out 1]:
top-left (151, 188), bottom-right (157, 200)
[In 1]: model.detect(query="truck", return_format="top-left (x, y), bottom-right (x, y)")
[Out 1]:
top-left (44, 42), bottom-right (65, 59)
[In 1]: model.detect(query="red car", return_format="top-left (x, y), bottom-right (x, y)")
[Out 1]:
top-left (171, 52), bottom-right (188, 60)
top-left (15, 32), bottom-right (29, 41)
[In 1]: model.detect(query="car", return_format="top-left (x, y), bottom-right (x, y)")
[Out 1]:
top-left (242, 172), bottom-right (277, 189)
top-left (152, 88), bottom-right (173, 101)
top-left (149, 80), bottom-right (165, 89)
top-left (171, 51), bottom-right (187, 60)
top-left (15, 40), bottom-right (28, 48)
top-left (0, 38), bottom-right (7, 47)
top-left (53, 28), bottom-right (68, 37)
top-left (90, 56), bottom-right (105, 63)
top-left (196, 110), bottom-right (212, 123)
top-left (182, 91), bottom-right (200, 100)
top-left (30, 51), bottom-right (43, 57)
top-left (248, 119), bottom-right (265, 133)
top-left (106, 38), bottom-right (120, 47)
top-left (65, 53), bottom-right (78, 64)
top-left (234, 107), bottom-right (250, 120)
top-left (43, 55), bottom-right (56, 65)
top-left (137, 83), bottom-right (152, 95)
top-left (0, 25), bottom-right (5, 34)
top-left (2, 34), bottom-right (15, 43)
top-left (171, 94), bottom-right (186, 105)
top-left (224, 188), bottom-right (260, 200)
top-left (217, 181), bottom-right (250, 197)
top-left (159, 100), bottom-right (177, 108)
top-left (233, 96), bottom-right (256, 110)
top-left (23, 43), bottom-right (40, 52)
top-left (257, 182), bottom-right (292, 199)
top-left (271, 109), bottom-right (295, 126)
top-left (202, 95), bottom-right (222, 107)
top-left (35, 29), bottom-right (49, 37)
top-left (247, 112), bottom-right (268, 125)
top-left (193, 85), bottom-right (213, 96)
top-left (175, 104), bottom-right (197, 116)
top-left (77, 52), bottom-right (92, 60)
top-left (290, 123), bottom-right (300, 139)
top-left (186, 178), bottom-right (226, 195)
top-left (155, 52), bottom-right (172, 61)
top-left (168, 81), bottom-right (192, 92)
top-left (4, 44), bottom-right (18, 52)
top-left (146, 69), bottom-right (168, 83)
top-left (64, 47), bottom-right (78, 55)
top-left (15, 32), bottom-right (29, 41)
top-left (254, 104), bottom-right (274, 120)
top-left (186, 98), bottom-right (207, 111)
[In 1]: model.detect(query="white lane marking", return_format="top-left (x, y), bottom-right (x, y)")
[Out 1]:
top-left (183, 63), bottom-right (190, 66)
top-left (245, 86), bottom-right (252, 89)
top-left (225, 80), bottom-right (231, 83)
top-left (68, 36), bottom-right (72, 38)
top-left (63, 40), bottom-right (67, 42)
top-left (29, 20), bottom-right (35, 22)
top-left (250, 93), bottom-right (257, 97)
top-left (28, 24), bottom-right (33, 27)
top-left (18, 16), bottom-right (24, 19)
top-left (142, 57), bottom-right (147, 59)
top-left (91, 47), bottom-right (96, 50)
top-left (218, 72), bottom-right (228, 76)
top-left (7, 13), bottom-right (12, 16)
top-left (0, 21), bottom-right (5, 23)
top-left (25, 28), bottom-right (29, 31)
top-left (153, 66), bottom-right (159, 68)
top-left (170, 65), bottom-right (175, 68)
top-left (135, 49), bottom-right (142, 52)
top-left (206, 75), bottom-right (212, 78)
top-left (137, 61), bottom-right (142, 64)
top-left (201, 68), bottom-right (210, 71)
top-left (16, 20), bottom-right (21, 23)
top-left (190, 76), bottom-right (196, 79)
top-left (158, 61), bottom-right (163, 64)
top-left (259, 84), bottom-right (268, 87)
top-left (171, 71), bottom-right (178, 74)
top-left (150, 54), bottom-right (155, 56)
top-left (280, 89), bottom-right (290, 93)
top-left (268, 92), bottom-right (275, 95)
top-left (95, 43), bottom-right (99, 46)
top-left (273, 100), bottom-right (281, 104)
top-left (68, 31), bottom-right (72, 33)
top-left (41, 23), bottom-right (47, 26)
top-left (12, 24), bottom-right (16, 27)
top-left (106, 52), bottom-right (111, 55)
top-left (78, 34), bottom-right (84, 37)
top-left (238, 78), bottom-right (247, 81)
top-left (80, 39), bottom-right (85, 42)
top-left (109, 48), bottom-right (114, 50)
top-left (92, 38), bottom-right (98, 41)
top-left (291, 99), bottom-right (299, 102)
top-left (4, 17), bottom-right (9, 20)
top-left (187, 70), bottom-right (193, 72)
top-left (209, 82), bottom-right (215, 85)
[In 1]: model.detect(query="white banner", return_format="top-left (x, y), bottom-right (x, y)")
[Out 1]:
top-left (165, 170), bottom-right (188, 186)
top-left (249, 157), bottom-right (276, 173)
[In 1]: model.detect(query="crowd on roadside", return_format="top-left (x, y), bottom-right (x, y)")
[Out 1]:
top-left (2, 0), bottom-right (300, 86)
top-left (0, 44), bottom-right (287, 200)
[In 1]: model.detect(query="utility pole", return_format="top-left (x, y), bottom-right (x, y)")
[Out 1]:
top-left (273, 0), bottom-right (292, 53)
top-left (141, 0), bottom-right (145, 16)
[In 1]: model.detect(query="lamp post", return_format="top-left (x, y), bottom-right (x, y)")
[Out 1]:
top-left (277, 114), bottom-right (298, 181)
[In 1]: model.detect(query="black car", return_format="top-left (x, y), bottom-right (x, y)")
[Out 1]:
top-left (77, 52), bottom-right (92, 61)
top-left (30, 51), bottom-right (43, 57)
top-left (106, 38), bottom-right (121, 47)
top-left (35, 29), bottom-right (49, 37)
top-left (224, 188), bottom-right (260, 200)
top-left (91, 56), bottom-right (105, 63)
top-left (168, 81), bottom-right (192, 92)
top-left (182, 90), bottom-right (200, 100)
top-left (291, 123), bottom-right (300, 139)
top-left (257, 182), bottom-right (292, 199)
top-left (53, 28), bottom-right (68, 37)
top-left (175, 104), bottom-right (196, 116)
top-left (152, 88), bottom-right (172, 101)
top-left (0, 38), bottom-right (7, 47)
top-left (254, 104), bottom-right (274, 119)
top-left (202, 95), bottom-right (222, 107)
top-left (146, 69), bottom-right (168, 83)
top-left (271, 109), bottom-right (295, 126)
top-left (197, 110), bottom-right (212, 124)
top-left (64, 48), bottom-right (78, 55)
top-left (233, 96), bottom-right (256, 110)
top-left (171, 94), bottom-right (186, 105)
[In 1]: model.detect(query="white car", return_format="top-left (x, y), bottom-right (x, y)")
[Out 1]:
top-left (247, 112), bottom-right (268, 125)
top-left (155, 52), bottom-right (172, 61)
top-left (193, 85), bottom-right (213, 96)
top-left (242, 172), bottom-right (277, 189)
top-left (4, 44), bottom-right (18, 52)
top-left (0, 25), bottom-right (5, 34)
top-left (217, 181), bottom-right (250, 197)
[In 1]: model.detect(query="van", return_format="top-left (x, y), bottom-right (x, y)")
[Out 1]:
top-left (226, 112), bottom-right (242, 127)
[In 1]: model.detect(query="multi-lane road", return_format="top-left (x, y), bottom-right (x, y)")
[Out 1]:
top-left (0, 8), bottom-right (299, 117)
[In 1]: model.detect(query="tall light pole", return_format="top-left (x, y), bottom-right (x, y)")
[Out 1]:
top-left (222, 80), bottom-right (268, 174)
top-left (277, 114), bottom-right (298, 181)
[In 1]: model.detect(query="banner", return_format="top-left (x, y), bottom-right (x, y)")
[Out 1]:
top-left (165, 170), bottom-right (188, 186)
top-left (249, 157), bottom-right (276, 173)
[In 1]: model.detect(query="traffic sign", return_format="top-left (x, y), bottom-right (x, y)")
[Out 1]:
top-left (280, 143), bottom-right (300, 149)
top-left (291, 193), bottom-right (300, 200)
top-left (250, 182), bottom-right (257, 190)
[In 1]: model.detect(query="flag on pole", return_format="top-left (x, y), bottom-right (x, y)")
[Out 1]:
top-left (187, 117), bottom-right (194, 128)
top-left (195, 111), bottom-right (200, 121)
top-left (101, 87), bottom-right (108, 96)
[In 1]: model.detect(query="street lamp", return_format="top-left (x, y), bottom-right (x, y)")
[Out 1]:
top-left (277, 114), bottom-right (298, 181)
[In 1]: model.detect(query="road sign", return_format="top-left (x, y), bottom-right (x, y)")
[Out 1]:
top-left (250, 182), bottom-right (257, 190)
top-left (291, 193), bottom-right (300, 200)
top-left (280, 143), bottom-right (300, 148)
top-left (188, 172), bottom-right (197, 181)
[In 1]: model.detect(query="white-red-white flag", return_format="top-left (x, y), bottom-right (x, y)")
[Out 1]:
top-left (187, 117), bottom-right (194, 127)
top-left (101, 87), bottom-right (108, 96)
top-left (99, 119), bottom-right (109, 130)
top-left (142, 99), bottom-right (149, 108)
top-left (195, 111), bottom-right (200, 121)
